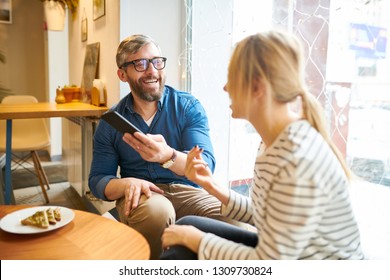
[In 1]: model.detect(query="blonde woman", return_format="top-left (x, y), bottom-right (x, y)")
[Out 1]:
top-left (161, 30), bottom-right (364, 260)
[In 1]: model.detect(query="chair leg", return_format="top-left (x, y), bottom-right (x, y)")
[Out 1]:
top-left (31, 151), bottom-right (50, 204)
top-left (32, 151), bottom-right (51, 190)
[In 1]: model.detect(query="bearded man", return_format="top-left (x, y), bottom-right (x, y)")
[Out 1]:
top-left (89, 34), bottom-right (226, 259)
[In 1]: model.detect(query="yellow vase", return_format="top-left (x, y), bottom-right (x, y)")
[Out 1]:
top-left (55, 87), bottom-right (66, 104)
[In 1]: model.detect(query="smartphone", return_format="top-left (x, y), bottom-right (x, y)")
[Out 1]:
top-left (101, 111), bottom-right (142, 135)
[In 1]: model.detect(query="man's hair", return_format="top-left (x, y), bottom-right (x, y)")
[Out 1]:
top-left (116, 34), bottom-right (161, 68)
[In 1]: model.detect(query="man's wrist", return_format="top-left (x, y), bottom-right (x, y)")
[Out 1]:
top-left (160, 148), bottom-right (177, 168)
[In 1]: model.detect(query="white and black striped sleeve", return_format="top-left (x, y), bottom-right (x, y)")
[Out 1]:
top-left (221, 189), bottom-right (253, 224)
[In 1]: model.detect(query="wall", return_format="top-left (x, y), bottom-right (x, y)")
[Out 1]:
top-left (119, 0), bottom-right (183, 97)
top-left (68, 0), bottom-right (120, 107)
top-left (47, 13), bottom-right (69, 159)
top-left (63, 0), bottom-right (121, 213)
top-left (0, 0), bottom-right (46, 101)
top-left (0, 0), bottom-right (70, 158)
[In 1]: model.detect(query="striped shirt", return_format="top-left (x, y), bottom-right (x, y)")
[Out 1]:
top-left (199, 120), bottom-right (364, 260)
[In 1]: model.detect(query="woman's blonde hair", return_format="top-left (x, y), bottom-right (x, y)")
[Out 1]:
top-left (228, 30), bottom-right (351, 178)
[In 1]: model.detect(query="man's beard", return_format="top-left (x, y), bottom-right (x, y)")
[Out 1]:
top-left (129, 75), bottom-right (165, 102)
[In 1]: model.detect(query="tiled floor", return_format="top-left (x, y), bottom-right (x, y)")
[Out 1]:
top-left (1, 152), bottom-right (88, 211)
top-left (13, 182), bottom-right (87, 211)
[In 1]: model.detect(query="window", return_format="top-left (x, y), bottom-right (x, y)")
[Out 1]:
top-left (186, 0), bottom-right (390, 193)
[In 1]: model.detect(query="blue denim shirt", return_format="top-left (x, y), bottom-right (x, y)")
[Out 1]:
top-left (88, 85), bottom-right (215, 200)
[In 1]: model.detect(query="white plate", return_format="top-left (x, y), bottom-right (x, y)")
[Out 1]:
top-left (0, 206), bottom-right (75, 234)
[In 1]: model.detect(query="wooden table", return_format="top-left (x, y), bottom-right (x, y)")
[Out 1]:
top-left (0, 205), bottom-right (150, 259)
top-left (0, 102), bottom-right (108, 204)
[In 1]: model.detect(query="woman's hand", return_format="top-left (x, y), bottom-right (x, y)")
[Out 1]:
top-left (185, 146), bottom-right (230, 205)
top-left (161, 224), bottom-right (205, 253)
top-left (185, 146), bottom-right (213, 188)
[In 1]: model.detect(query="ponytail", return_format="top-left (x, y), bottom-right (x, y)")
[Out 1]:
top-left (301, 91), bottom-right (351, 179)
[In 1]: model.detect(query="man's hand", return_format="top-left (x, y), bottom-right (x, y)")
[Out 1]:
top-left (122, 132), bottom-right (173, 164)
top-left (123, 178), bottom-right (164, 216)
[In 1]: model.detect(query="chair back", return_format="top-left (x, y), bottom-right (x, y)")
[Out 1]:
top-left (0, 95), bottom-right (51, 152)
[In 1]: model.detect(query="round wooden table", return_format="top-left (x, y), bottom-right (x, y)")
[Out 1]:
top-left (0, 205), bottom-right (150, 260)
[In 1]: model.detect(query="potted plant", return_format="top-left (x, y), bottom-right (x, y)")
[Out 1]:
top-left (40, 0), bottom-right (79, 31)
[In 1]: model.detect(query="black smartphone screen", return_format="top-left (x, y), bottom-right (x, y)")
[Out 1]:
top-left (101, 111), bottom-right (142, 135)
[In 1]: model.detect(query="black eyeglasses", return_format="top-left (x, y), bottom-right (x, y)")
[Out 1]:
top-left (120, 57), bottom-right (167, 72)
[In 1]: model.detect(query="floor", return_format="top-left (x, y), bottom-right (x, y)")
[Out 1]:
top-left (1, 152), bottom-right (87, 211)
top-left (13, 182), bottom-right (87, 211)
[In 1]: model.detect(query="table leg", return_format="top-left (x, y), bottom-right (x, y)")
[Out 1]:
top-left (81, 117), bottom-right (98, 195)
top-left (4, 119), bottom-right (12, 205)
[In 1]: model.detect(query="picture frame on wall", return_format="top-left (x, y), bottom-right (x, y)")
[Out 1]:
top-left (81, 18), bottom-right (88, 42)
top-left (93, 0), bottom-right (105, 21)
top-left (81, 42), bottom-right (100, 103)
top-left (0, 0), bottom-right (12, 24)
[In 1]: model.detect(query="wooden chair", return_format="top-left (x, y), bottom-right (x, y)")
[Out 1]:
top-left (0, 95), bottom-right (51, 203)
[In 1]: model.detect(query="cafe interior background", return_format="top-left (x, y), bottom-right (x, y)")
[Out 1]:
top-left (1, 0), bottom-right (390, 259)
